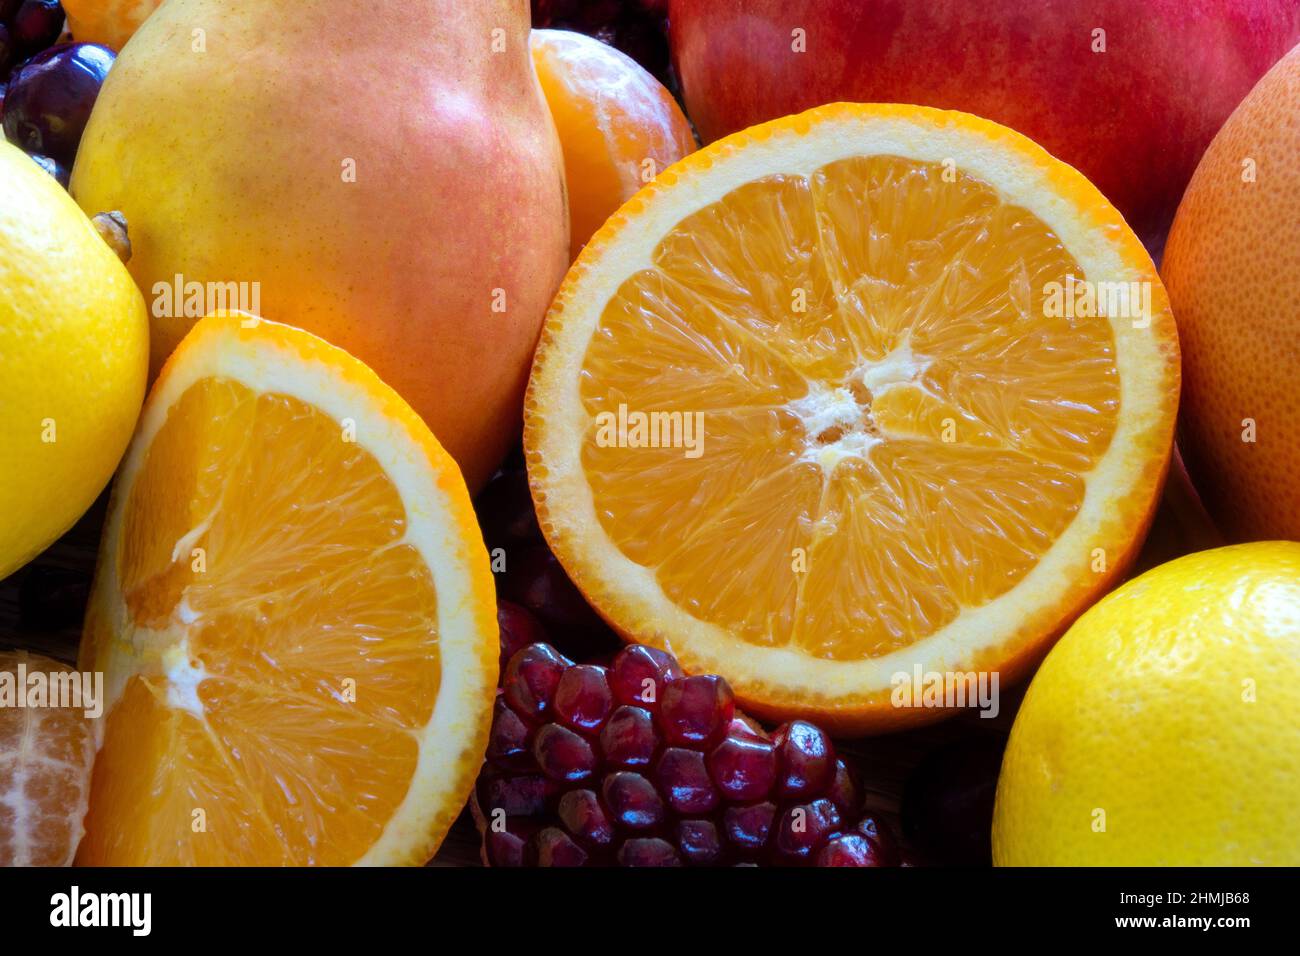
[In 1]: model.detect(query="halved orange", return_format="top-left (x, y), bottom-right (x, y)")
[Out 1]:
top-left (77, 313), bottom-right (498, 864)
top-left (525, 103), bottom-right (1180, 734)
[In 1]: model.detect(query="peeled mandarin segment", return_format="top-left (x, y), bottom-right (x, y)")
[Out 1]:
top-left (79, 314), bottom-right (496, 865)
top-left (0, 652), bottom-right (97, 867)
top-left (527, 104), bottom-right (1178, 730)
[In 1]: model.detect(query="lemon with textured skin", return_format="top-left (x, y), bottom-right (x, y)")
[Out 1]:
top-left (0, 141), bottom-right (148, 580)
top-left (994, 542), bottom-right (1300, 865)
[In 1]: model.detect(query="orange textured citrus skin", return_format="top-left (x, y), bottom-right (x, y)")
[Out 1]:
top-left (524, 103), bottom-right (1180, 735)
top-left (1162, 45), bottom-right (1300, 542)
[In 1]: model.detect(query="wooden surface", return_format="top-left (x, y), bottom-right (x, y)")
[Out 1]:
top-left (0, 453), bottom-right (1217, 866)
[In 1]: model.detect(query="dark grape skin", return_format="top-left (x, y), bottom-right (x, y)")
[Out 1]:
top-left (1, 24), bottom-right (14, 77)
top-left (2, 42), bottom-right (115, 167)
top-left (11, 1), bottom-right (63, 55)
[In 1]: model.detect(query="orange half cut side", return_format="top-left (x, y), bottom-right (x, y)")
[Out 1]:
top-left (525, 103), bottom-right (1180, 734)
top-left (78, 313), bottom-right (498, 864)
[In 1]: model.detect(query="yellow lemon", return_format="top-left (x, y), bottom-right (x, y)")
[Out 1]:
top-left (0, 141), bottom-right (148, 580)
top-left (994, 541), bottom-right (1300, 865)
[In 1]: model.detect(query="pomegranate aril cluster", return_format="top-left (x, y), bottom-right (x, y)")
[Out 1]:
top-left (475, 640), bottom-right (901, 866)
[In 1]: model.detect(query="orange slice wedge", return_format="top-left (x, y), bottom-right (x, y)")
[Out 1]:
top-left (525, 103), bottom-right (1180, 734)
top-left (78, 313), bottom-right (497, 864)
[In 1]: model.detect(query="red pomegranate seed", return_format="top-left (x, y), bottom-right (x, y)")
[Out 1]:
top-left (476, 636), bottom-right (904, 867)
top-left (723, 801), bottom-right (777, 853)
top-left (773, 720), bottom-right (835, 799)
top-left (676, 819), bottom-right (724, 866)
top-left (483, 821), bottom-right (534, 867)
top-left (533, 723), bottom-right (596, 782)
top-left (503, 643), bottom-right (570, 722)
top-left (610, 644), bottom-right (682, 710)
top-left (486, 695), bottom-right (531, 769)
top-left (557, 789), bottom-right (614, 849)
top-left (774, 798), bottom-right (842, 861)
top-left (654, 747), bottom-right (719, 815)
top-left (602, 771), bottom-right (665, 830)
top-left (708, 733), bottom-right (777, 802)
top-left (599, 704), bottom-right (659, 768)
top-left (617, 837), bottom-right (682, 867)
top-left (479, 773), bottom-right (551, 817)
top-left (857, 816), bottom-right (901, 866)
top-left (553, 664), bottom-right (613, 732)
top-left (826, 758), bottom-right (861, 818)
top-left (659, 674), bottom-right (734, 747)
top-left (496, 601), bottom-right (546, 676)
top-left (528, 827), bottom-right (589, 867)
top-left (817, 832), bottom-right (893, 867)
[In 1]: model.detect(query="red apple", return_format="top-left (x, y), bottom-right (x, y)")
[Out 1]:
top-left (669, 0), bottom-right (1300, 253)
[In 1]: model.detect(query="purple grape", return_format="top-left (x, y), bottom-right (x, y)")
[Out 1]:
top-left (3, 42), bottom-right (114, 166)
top-left (1, 23), bottom-right (14, 77)
top-left (11, 0), bottom-right (63, 54)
